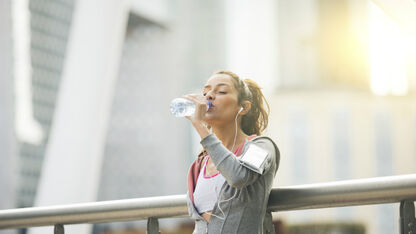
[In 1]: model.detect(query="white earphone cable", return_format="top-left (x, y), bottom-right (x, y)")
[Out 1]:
top-left (210, 107), bottom-right (243, 220)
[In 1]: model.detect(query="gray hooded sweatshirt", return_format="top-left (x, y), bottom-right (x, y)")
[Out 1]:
top-left (187, 134), bottom-right (280, 234)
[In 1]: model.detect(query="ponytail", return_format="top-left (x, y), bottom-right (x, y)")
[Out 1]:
top-left (241, 79), bottom-right (269, 135)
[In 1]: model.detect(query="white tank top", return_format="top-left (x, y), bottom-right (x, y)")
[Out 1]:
top-left (193, 156), bottom-right (226, 214)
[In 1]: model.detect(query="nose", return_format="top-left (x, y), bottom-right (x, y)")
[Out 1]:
top-left (205, 91), bottom-right (215, 100)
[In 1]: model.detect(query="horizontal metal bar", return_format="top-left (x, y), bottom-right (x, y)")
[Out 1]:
top-left (268, 174), bottom-right (416, 211)
top-left (0, 174), bottom-right (415, 229)
top-left (0, 195), bottom-right (188, 229)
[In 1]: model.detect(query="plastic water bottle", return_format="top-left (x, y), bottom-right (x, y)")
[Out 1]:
top-left (170, 98), bottom-right (212, 117)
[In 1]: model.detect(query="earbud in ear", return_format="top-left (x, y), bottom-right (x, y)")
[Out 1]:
top-left (239, 107), bottom-right (244, 113)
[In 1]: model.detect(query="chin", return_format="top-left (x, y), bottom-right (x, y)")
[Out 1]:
top-left (204, 114), bottom-right (216, 124)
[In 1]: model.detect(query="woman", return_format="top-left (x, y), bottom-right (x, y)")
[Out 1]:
top-left (184, 70), bottom-right (280, 234)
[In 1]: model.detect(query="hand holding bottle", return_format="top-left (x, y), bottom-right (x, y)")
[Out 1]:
top-left (170, 94), bottom-right (212, 139)
top-left (181, 94), bottom-right (210, 121)
top-left (183, 94), bottom-right (212, 139)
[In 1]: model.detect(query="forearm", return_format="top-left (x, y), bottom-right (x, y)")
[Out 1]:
top-left (200, 134), bottom-right (260, 188)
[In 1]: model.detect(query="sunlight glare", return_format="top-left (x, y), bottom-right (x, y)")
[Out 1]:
top-left (369, 2), bottom-right (408, 96)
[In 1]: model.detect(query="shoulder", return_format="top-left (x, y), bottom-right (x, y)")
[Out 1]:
top-left (191, 151), bottom-right (208, 168)
top-left (251, 136), bottom-right (279, 151)
top-left (250, 136), bottom-right (280, 161)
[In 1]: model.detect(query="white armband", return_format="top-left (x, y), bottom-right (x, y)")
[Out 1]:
top-left (238, 144), bottom-right (269, 174)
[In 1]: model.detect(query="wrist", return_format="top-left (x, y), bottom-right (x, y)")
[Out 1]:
top-left (192, 121), bottom-right (210, 139)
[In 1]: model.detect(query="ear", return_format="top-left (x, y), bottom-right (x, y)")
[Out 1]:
top-left (240, 101), bottom-right (251, 115)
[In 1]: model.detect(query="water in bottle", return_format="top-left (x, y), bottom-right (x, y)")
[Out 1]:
top-left (170, 98), bottom-right (195, 117)
top-left (170, 98), bottom-right (212, 117)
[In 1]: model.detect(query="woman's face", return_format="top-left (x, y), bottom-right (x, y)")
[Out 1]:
top-left (202, 74), bottom-right (241, 126)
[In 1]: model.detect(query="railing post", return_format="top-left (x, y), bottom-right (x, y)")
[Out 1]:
top-left (54, 224), bottom-right (64, 234)
top-left (147, 217), bottom-right (161, 234)
top-left (400, 200), bottom-right (416, 234)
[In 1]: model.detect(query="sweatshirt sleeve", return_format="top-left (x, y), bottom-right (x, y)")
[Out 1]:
top-left (200, 134), bottom-right (278, 189)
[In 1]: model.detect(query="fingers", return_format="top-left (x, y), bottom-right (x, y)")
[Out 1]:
top-left (183, 94), bottom-right (207, 123)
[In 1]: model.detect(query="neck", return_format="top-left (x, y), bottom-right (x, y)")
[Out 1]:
top-left (211, 122), bottom-right (248, 152)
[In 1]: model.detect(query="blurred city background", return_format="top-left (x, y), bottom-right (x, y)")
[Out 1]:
top-left (1, 0), bottom-right (416, 233)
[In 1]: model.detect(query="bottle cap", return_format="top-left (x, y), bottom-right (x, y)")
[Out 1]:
top-left (207, 101), bottom-right (213, 109)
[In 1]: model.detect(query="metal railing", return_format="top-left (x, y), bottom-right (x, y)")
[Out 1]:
top-left (0, 174), bottom-right (415, 234)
